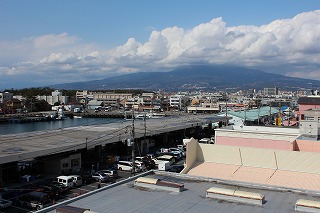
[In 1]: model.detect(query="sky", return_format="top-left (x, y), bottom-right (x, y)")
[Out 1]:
top-left (0, 0), bottom-right (320, 90)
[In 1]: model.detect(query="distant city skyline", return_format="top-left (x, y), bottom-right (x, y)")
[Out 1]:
top-left (0, 0), bottom-right (320, 90)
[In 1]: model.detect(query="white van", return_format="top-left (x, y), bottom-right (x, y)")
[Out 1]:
top-left (56, 176), bottom-right (74, 188)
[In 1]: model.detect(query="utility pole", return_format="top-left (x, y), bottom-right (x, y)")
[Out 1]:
top-left (244, 107), bottom-right (246, 126)
top-left (258, 103), bottom-right (260, 125)
top-left (225, 92), bottom-right (228, 126)
top-left (144, 114), bottom-right (147, 153)
top-left (131, 107), bottom-right (135, 175)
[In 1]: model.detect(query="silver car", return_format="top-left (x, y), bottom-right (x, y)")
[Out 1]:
top-left (99, 169), bottom-right (118, 179)
top-left (92, 172), bottom-right (109, 182)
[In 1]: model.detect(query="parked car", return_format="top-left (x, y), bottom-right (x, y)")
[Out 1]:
top-left (134, 161), bottom-right (147, 171)
top-left (92, 172), bottom-right (110, 182)
top-left (116, 161), bottom-right (141, 172)
top-left (135, 156), bottom-right (156, 170)
top-left (35, 185), bottom-right (60, 199)
top-left (99, 169), bottom-right (118, 179)
top-left (154, 155), bottom-right (176, 165)
top-left (169, 148), bottom-right (186, 157)
top-left (18, 191), bottom-right (51, 210)
top-left (81, 173), bottom-right (94, 184)
top-left (155, 149), bottom-right (182, 160)
top-left (69, 175), bottom-right (83, 187)
top-left (55, 176), bottom-right (74, 188)
top-left (49, 182), bottom-right (69, 194)
top-left (155, 148), bottom-right (169, 155)
top-left (177, 145), bottom-right (186, 151)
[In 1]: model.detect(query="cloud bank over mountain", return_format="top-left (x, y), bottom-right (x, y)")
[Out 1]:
top-left (1, 10), bottom-right (320, 89)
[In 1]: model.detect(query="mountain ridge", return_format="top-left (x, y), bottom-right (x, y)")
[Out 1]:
top-left (51, 65), bottom-right (320, 91)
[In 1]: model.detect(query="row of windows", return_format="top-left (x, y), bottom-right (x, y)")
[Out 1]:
top-left (62, 158), bottom-right (80, 168)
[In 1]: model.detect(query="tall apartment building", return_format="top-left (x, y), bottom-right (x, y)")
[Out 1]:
top-left (263, 87), bottom-right (279, 96)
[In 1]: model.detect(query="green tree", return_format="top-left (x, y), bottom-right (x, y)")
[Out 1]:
top-left (33, 100), bottom-right (51, 111)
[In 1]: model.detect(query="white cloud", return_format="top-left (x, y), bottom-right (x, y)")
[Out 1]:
top-left (40, 52), bottom-right (80, 64)
top-left (1, 10), bottom-right (320, 89)
top-left (32, 33), bottom-right (78, 49)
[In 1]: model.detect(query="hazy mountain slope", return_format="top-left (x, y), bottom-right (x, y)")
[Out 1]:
top-left (51, 65), bottom-right (320, 91)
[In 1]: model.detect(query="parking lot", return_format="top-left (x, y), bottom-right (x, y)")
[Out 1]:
top-left (0, 170), bottom-right (134, 213)
top-left (0, 143), bottom-right (186, 213)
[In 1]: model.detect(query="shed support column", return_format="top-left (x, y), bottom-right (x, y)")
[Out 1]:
top-left (94, 145), bottom-right (102, 161)
top-left (164, 133), bottom-right (168, 146)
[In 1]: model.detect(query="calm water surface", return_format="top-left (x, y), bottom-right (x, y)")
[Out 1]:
top-left (0, 117), bottom-right (123, 135)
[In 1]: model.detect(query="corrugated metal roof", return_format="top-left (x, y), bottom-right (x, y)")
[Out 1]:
top-left (224, 106), bottom-right (279, 121)
top-left (298, 96), bottom-right (320, 105)
top-left (0, 115), bottom-right (224, 164)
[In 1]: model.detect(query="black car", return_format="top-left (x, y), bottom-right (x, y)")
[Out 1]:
top-left (50, 182), bottom-right (69, 194)
top-left (81, 173), bottom-right (94, 184)
top-left (35, 185), bottom-right (60, 199)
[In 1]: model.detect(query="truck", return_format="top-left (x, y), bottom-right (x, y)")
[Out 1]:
top-left (152, 158), bottom-right (171, 171)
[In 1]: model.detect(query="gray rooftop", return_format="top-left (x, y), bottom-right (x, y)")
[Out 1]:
top-left (41, 171), bottom-right (319, 213)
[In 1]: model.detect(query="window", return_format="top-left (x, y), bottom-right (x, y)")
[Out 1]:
top-left (62, 163), bottom-right (69, 168)
top-left (71, 158), bottom-right (80, 167)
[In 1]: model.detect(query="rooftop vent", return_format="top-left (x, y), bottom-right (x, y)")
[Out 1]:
top-left (134, 177), bottom-right (184, 193)
top-left (206, 187), bottom-right (265, 205)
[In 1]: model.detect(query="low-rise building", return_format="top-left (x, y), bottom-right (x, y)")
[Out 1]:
top-left (297, 95), bottom-right (320, 121)
top-left (6, 98), bottom-right (22, 112)
top-left (93, 92), bottom-right (132, 107)
top-left (217, 106), bottom-right (279, 126)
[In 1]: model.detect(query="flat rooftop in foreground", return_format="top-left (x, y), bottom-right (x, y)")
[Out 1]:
top-left (42, 171), bottom-right (320, 213)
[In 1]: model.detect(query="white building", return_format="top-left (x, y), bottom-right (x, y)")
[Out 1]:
top-left (169, 95), bottom-right (183, 109)
top-left (37, 90), bottom-right (68, 105)
top-left (0, 92), bottom-right (13, 104)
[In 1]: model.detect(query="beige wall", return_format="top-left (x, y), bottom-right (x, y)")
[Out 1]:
top-left (182, 138), bottom-right (198, 174)
top-left (190, 143), bottom-right (320, 175)
top-left (197, 144), bottom-right (241, 166)
top-left (240, 147), bottom-right (277, 169)
top-left (276, 150), bottom-right (320, 174)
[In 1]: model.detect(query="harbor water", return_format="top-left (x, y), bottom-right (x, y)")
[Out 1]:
top-left (0, 117), bottom-right (123, 135)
